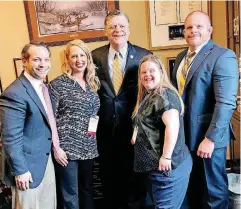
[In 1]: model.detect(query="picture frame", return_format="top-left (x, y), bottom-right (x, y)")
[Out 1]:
top-left (13, 58), bottom-right (48, 83)
top-left (0, 77), bottom-right (2, 94)
top-left (166, 57), bottom-right (176, 78)
top-left (146, 0), bottom-right (212, 50)
top-left (13, 58), bottom-right (23, 78)
top-left (23, 1), bottom-right (119, 46)
top-left (233, 1), bottom-right (240, 43)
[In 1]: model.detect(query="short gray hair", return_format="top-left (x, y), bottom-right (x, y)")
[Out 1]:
top-left (104, 10), bottom-right (129, 27)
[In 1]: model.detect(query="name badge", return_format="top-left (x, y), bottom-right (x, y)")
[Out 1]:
top-left (88, 116), bottom-right (99, 136)
top-left (131, 126), bottom-right (138, 145)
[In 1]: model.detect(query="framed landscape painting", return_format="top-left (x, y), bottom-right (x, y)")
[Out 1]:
top-left (24, 1), bottom-right (119, 46)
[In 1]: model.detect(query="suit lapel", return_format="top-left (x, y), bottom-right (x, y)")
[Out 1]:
top-left (101, 43), bottom-right (136, 97)
top-left (19, 73), bottom-right (49, 125)
top-left (100, 45), bottom-right (115, 97)
top-left (185, 40), bottom-right (214, 87)
top-left (124, 43), bottom-right (136, 75)
top-left (118, 42), bottom-right (136, 95)
top-left (172, 49), bottom-right (187, 88)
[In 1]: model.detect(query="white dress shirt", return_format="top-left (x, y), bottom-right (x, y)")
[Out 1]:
top-left (108, 44), bottom-right (128, 81)
top-left (176, 40), bottom-right (209, 91)
top-left (24, 71), bottom-right (48, 112)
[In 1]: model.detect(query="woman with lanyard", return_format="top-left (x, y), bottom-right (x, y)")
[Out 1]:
top-left (49, 39), bottom-right (100, 209)
top-left (132, 55), bottom-right (192, 208)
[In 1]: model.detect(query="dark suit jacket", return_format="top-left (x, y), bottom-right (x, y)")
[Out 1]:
top-left (171, 40), bottom-right (238, 151)
top-left (92, 42), bottom-right (152, 150)
top-left (0, 73), bottom-right (52, 188)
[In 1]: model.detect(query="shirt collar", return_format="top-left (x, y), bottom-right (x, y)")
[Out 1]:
top-left (109, 44), bottom-right (128, 60)
top-left (187, 39), bottom-right (209, 55)
top-left (24, 71), bottom-right (43, 88)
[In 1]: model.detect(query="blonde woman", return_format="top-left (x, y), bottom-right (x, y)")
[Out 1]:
top-left (132, 55), bottom-right (192, 209)
top-left (50, 40), bottom-right (100, 209)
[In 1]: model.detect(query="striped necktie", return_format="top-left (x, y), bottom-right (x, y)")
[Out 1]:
top-left (179, 52), bottom-right (196, 95)
top-left (113, 52), bottom-right (123, 94)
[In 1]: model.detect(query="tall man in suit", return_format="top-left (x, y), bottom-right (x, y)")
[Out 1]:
top-left (92, 10), bottom-right (152, 209)
top-left (171, 11), bottom-right (238, 209)
top-left (0, 41), bottom-right (61, 209)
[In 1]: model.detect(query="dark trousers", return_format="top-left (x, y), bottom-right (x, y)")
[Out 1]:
top-left (56, 159), bottom-right (95, 209)
top-left (145, 154), bottom-right (192, 209)
top-left (181, 148), bottom-right (229, 209)
top-left (98, 140), bottom-right (146, 209)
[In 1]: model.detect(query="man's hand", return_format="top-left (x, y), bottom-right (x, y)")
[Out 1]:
top-left (54, 147), bottom-right (68, 166)
top-left (15, 171), bottom-right (33, 191)
top-left (197, 137), bottom-right (215, 158)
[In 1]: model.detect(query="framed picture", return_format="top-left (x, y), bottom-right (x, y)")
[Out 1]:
top-left (166, 57), bottom-right (176, 78)
top-left (13, 58), bottom-right (48, 82)
top-left (233, 1), bottom-right (240, 43)
top-left (23, 1), bottom-right (119, 46)
top-left (0, 77), bottom-right (2, 94)
top-left (13, 58), bottom-right (23, 78)
top-left (146, 0), bottom-right (211, 50)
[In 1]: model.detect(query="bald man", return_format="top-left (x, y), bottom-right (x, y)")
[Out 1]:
top-left (171, 11), bottom-right (238, 209)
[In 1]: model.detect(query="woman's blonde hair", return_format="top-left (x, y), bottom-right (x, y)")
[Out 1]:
top-left (133, 54), bottom-right (184, 117)
top-left (62, 39), bottom-right (100, 92)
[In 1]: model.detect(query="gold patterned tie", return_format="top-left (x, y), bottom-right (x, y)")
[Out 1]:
top-left (113, 52), bottom-right (123, 94)
top-left (179, 52), bottom-right (196, 95)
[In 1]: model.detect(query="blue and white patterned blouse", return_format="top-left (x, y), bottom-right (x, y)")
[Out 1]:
top-left (49, 74), bottom-right (100, 160)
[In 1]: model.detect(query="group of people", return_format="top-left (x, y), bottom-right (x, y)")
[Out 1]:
top-left (0, 9), bottom-right (238, 209)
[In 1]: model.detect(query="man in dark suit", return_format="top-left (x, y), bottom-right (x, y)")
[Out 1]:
top-left (92, 10), bottom-right (152, 209)
top-left (0, 41), bottom-right (60, 209)
top-left (171, 11), bottom-right (238, 209)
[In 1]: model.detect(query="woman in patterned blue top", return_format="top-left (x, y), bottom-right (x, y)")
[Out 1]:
top-left (50, 40), bottom-right (100, 209)
top-left (132, 55), bottom-right (192, 209)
